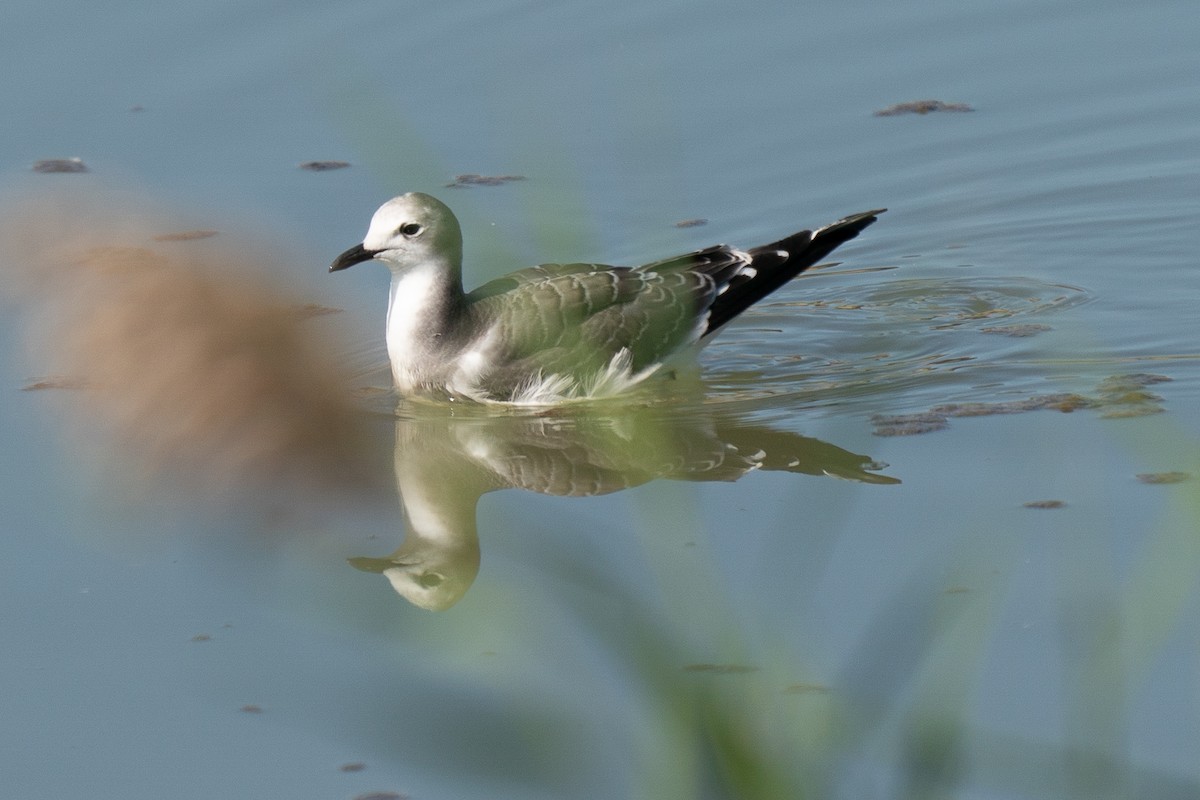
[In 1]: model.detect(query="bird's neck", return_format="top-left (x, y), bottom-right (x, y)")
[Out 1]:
top-left (385, 260), bottom-right (467, 390)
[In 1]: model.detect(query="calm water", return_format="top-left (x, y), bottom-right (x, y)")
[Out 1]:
top-left (3, 1), bottom-right (1200, 798)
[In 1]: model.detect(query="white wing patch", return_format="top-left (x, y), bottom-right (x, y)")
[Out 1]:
top-left (497, 348), bottom-right (662, 406)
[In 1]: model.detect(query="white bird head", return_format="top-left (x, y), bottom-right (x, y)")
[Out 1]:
top-left (330, 192), bottom-right (463, 273)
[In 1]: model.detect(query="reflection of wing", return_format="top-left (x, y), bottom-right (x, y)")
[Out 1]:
top-left (458, 413), bottom-right (734, 497)
top-left (460, 411), bottom-right (899, 495)
top-left (711, 425), bottom-right (900, 485)
top-left (354, 404), bottom-right (899, 610)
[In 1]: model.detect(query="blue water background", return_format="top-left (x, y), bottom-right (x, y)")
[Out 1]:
top-left (2, 1), bottom-right (1199, 798)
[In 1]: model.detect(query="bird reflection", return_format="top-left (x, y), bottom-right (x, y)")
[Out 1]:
top-left (351, 402), bottom-right (899, 610)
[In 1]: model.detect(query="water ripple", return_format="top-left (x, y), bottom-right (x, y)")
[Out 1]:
top-left (699, 275), bottom-right (1096, 415)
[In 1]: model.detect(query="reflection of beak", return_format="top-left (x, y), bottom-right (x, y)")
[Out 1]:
top-left (330, 243), bottom-right (376, 272)
top-left (347, 556), bottom-right (412, 573)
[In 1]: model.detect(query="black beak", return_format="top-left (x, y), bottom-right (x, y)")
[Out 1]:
top-left (330, 243), bottom-right (377, 272)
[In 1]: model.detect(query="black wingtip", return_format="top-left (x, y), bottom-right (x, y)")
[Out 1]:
top-left (826, 208), bottom-right (887, 229)
top-left (702, 207), bottom-right (888, 334)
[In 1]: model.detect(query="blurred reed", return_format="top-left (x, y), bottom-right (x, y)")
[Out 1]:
top-left (0, 191), bottom-right (386, 503)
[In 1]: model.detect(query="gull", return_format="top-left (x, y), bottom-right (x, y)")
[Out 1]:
top-left (331, 193), bottom-right (884, 404)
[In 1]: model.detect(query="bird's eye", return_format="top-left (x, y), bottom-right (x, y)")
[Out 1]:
top-left (399, 223), bottom-right (423, 237)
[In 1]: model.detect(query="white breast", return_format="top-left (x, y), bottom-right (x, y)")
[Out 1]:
top-left (386, 267), bottom-right (441, 392)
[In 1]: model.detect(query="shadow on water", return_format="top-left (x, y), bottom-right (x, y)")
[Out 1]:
top-left (350, 400), bottom-right (898, 610)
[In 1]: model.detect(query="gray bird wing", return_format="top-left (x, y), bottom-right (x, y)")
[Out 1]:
top-left (465, 262), bottom-right (722, 391)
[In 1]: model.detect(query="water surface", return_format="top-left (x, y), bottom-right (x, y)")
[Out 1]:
top-left (2, 1), bottom-right (1199, 798)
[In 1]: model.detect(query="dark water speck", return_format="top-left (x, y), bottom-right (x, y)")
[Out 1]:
top-left (980, 324), bottom-right (1052, 337)
top-left (871, 412), bottom-right (950, 436)
top-left (299, 160), bottom-right (350, 171)
top-left (1023, 500), bottom-right (1066, 509)
top-left (295, 303), bottom-right (343, 318)
top-left (22, 376), bottom-right (88, 391)
top-left (445, 173), bottom-right (526, 188)
top-left (874, 100), bottom-right (974, 116)
top-left (33, 157), bottom-right (88, 173)
top-left (153, 230), bottom-right (219, 242)
top-left (1136, 472), bottom-right (1192, 484)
